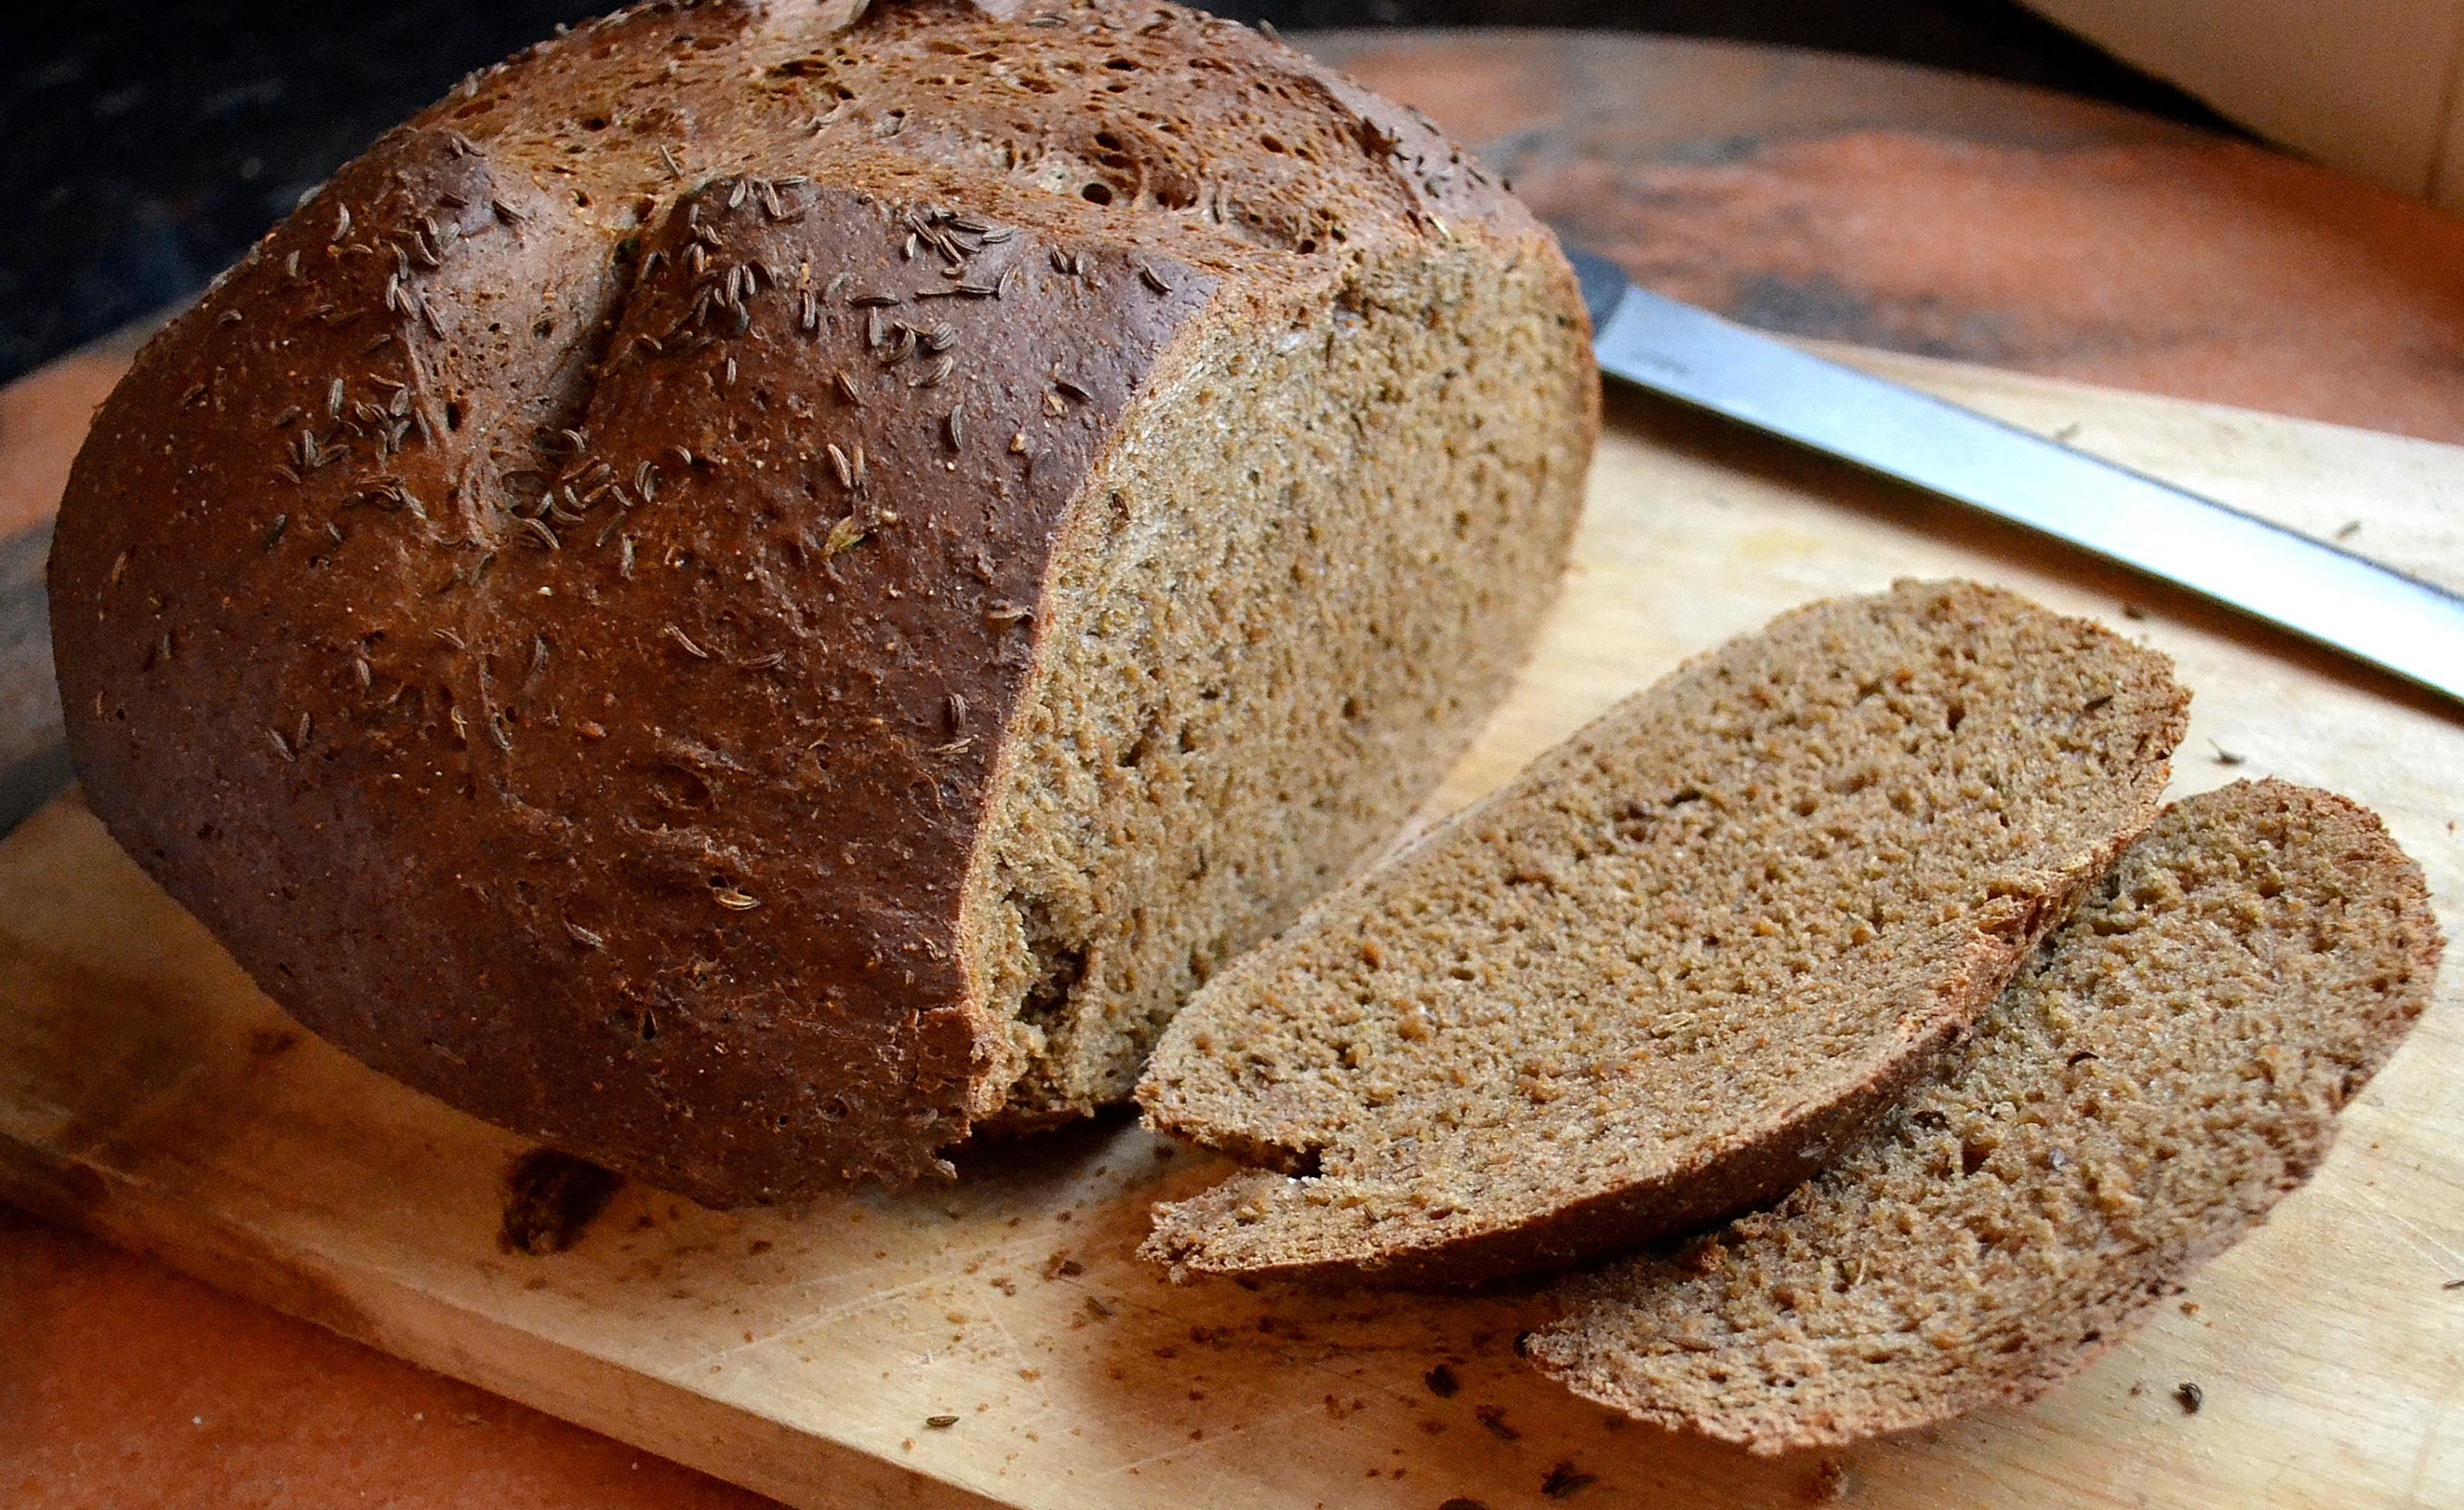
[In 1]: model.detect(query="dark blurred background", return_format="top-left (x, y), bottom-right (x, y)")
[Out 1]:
top-left (0, 0), bottom-right (2219, 386)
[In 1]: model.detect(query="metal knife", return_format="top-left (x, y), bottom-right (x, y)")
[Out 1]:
top-left (1564, 244), bottom-right (2464, 708)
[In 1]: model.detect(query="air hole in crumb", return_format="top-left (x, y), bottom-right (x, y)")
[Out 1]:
top-left (1081, 182), bottom-right (1114, 204)
top-left (1269, 1141), bottom-right (1325, 1178)
top-left (1015, 912), bottom-right (1091, 1038)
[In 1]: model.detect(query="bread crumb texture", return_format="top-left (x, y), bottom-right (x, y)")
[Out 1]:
top-left (1532, 780), bottom-right (2441, 1452)
top-left (1140, 581), bottom-right (2189, 1282)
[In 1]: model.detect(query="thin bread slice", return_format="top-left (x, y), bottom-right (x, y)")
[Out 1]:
top-left (1137, 580), bottom-right (2189, 1284)
top-left (1530, 781), bottom-right (2442, 1452)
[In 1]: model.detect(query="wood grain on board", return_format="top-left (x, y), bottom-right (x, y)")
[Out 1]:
top-left (4, 355), bottom-right (2460, 1510)
top-left (5, 30), bottom-right (2463, 1510)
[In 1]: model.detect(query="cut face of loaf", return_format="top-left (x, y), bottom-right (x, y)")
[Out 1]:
top-left (1139, 581), bottom-right (2190, 1284)
top-left (1532, 781), bottom-right (2442, 1452)
top-left (46, 0), bottom-right (1596, 1204)
top-left (967, 239), bottom-right (1590, 1130)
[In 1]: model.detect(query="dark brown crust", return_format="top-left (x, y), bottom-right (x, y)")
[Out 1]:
top-left (48, 0), bottom-right (1570, 1203)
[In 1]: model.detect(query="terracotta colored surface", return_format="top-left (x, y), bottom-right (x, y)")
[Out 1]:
top-left (0, 1206), bottom-right (765, 1508)
top-left (4, 30), bottom-right (2460, 1510)
top-left (1314, 30), bottom-right (2464, 444)
top-left (0, 345), bottom-right (138, 545)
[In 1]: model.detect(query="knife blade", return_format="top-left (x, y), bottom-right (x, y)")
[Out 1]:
top-left (1564, 244), bottom-right (2464, 709)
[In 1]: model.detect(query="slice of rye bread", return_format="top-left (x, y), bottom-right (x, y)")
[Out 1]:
top-left (1137, 580), bottom-right (2191, 1285)
top-left (1528, 780), bottom-right (2442, 1453)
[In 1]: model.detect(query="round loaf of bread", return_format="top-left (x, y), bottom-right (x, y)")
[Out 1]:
top-left (46, 0), bottom-right (1597, 1203)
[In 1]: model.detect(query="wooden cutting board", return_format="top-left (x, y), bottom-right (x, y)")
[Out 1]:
top-left (2, 348), bottom-right (2459, 1510)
